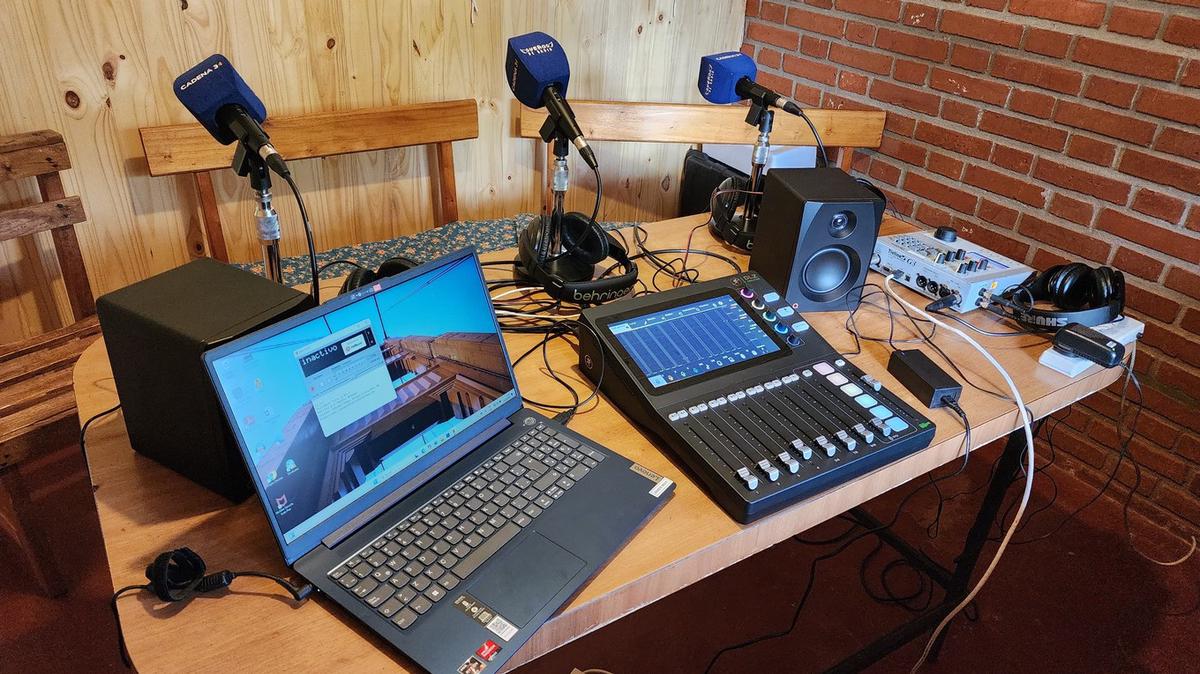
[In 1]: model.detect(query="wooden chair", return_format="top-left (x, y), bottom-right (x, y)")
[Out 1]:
top-left (518, 101), bottom-right (886, 212)
top-left (139, 100), bottom-right (479, 262)
top-left (0, 129), bottom-right (101, 597)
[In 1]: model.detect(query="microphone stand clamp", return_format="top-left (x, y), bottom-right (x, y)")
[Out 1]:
top-left (232, 144), bottom-right (282, 284)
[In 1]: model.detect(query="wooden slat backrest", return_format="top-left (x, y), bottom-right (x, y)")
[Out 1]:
top-left (138, 100), bottom-right (480, 261)
top-left (518, 101), bottom-right (885, 211)
top-left (518, 101), bottom-right (885, 149)
top-left (0, 130), bottom-right (95, 321)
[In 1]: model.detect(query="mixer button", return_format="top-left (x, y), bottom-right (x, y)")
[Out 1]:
top-left (854, 393), bottom-right (877, 408)
top-left (757, 460), bottom-right (780, 482)
top-left (777, 452), bottom-right (800, 474)
top-left (853, 423), bottom-right (874, 444)
top-left (688, 405), bottom-right (703, 415)
top-left (835, 359), bottom-right (846, 367)
top-left (869, 404), bottom-right (893, 420)
top-left (827, 373), bottom-right (849, 386)
top-left (885, 417), bottom-right (911, 433)
top-left (791, 440), bottom-right (813, 461)
top-left (766, 379), bottom-right (781, 389)
top-left (835, 430), bottom-right (857, 452)
top-left (715, 396), bottom-right (728, 405)
top-left (782, 374), bottom-right (800, 384)
top-left (792, 320), bottom-right (810, 332)
top-left (815, 436), bottom-right (836, 457)
top-left (668, 412), bottom-right (680, 421)
top-left (735, 467), bottom-right (759, 491)
top-left (763, 292), bottom-right (781, 303)
top-left (777, 306), bottom-right (795, 318)
top-left (814, 362), bottom-right (835, 376)
top-left (802, 369), bottom-right (813, 377)
top-left (870, 417), bottom-right (893, 438)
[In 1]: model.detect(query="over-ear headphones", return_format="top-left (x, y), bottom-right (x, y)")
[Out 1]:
top-left (986, 262), bottom-right (1125, 331)
top-left (339, 255), bottom-right (420, 295)
top-left (516, 211), bottom-right (638, 304)
top-left (709, 175), bottom-right (757, 251)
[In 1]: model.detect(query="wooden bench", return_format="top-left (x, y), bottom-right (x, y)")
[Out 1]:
top-left (139, 100), bottom-right (480, 261)
top-left (0, 129), bottom-right (100, 597)
top-left (518, 101), bottom-right (886, 211)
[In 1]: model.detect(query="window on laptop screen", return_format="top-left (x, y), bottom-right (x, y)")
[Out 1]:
top-left (209, 256), bottom-right (517, 546)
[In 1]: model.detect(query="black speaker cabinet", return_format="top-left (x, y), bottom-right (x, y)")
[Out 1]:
top-left (749, 167), bottom-right (884, 313)
top-left (96, 258), bottom-right (316, 501)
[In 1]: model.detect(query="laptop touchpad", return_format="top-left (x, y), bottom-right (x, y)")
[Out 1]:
top-left (469, 532), bottom-right (585, 627)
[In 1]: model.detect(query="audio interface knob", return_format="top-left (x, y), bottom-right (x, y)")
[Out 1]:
top-left (934, 226), bottom-right (957, 243)
top-left (739, 287), bottom-right (755, 300)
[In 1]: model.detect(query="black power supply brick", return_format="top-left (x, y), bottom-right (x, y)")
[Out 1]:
top-left (887, 349), bottom-right (963, 409)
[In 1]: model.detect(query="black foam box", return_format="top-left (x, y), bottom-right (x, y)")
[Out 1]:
top-left (96, 258), bottom-right (315, 501)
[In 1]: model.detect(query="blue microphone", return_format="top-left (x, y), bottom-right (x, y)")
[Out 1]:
top-left (174, 54), bottom-right (289, 177)
top-left (506, 32), bottom-right (597, 169)
top-left (698, 51), bottom-right (802, 115)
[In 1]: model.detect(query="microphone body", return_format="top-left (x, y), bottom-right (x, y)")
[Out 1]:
top-left (174, 54), bottom-right (289, 176)
top-left (698, 51), bottom-right (802, 115)
top-left (506, 32), bottom-right (597, 169)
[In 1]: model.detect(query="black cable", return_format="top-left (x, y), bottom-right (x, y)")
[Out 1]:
top-left (80, 403), bottom-right (123, 457)
top-left (317, 259), bottom-right (366, 276)
top-left (282, 173), bottom-right (320, 303)
top-left (543, 165), bottom-right (605, 264)
top-left (795, 110), bottom-right (829, 168)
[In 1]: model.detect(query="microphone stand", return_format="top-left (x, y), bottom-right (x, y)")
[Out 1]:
top-left (742, 103), bottom-right (774, 232)
top-left (232, 144), bottom-right (282, 284)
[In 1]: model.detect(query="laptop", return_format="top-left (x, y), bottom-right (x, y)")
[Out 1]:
top-left (203, 248), bottom-right (674, 674)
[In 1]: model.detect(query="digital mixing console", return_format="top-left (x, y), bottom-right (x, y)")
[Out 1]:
top-left (577, 272), bottom-right (936, 522)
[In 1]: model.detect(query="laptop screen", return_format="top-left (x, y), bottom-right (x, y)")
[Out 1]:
top-left (205, 250), bottom-right (520, 564)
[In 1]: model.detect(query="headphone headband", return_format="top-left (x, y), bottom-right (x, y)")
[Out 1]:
top-left (994, 263), bottom-right (1125, 332)
top-left (517, 215), bottom-right (638, 304)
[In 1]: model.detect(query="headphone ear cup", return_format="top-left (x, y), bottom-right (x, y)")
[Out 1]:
top-left (375, 256), bottom-right (417, 280)
top-left (1049, 263), bottom-right (1092, 310)
top-left (560, 212), bottom-right (608, 265)
top-left (339, 267), bottom-right (376, 296)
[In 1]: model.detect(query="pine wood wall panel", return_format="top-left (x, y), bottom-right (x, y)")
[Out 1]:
top-left (0, 0), bottom-right (743, 341)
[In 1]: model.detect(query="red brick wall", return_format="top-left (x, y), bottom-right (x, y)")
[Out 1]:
top-left (743, 0), bottom-right (1200, 540)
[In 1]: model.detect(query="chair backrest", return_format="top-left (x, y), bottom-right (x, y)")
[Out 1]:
top-left (139, 99), bottom-right (480, 261)
top-left (0, 130), bottom-right (94, 322)
top-left (518, 101), bottom-right (886, 210)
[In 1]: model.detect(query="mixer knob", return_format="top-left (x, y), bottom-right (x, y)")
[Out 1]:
top-left (735, 466), bottom-right (759, 490)
top-left (774, 322), bottom-right (789, 335)
top-left (777, 452), bottom-right (801, 474)
top-left (757, 459), bottom-right (780, 482)
top-left (870, 417), bottom-right (893, 438)
top-left (978, 258), bottom-right (989, 271)
top-left (762, 310), bottom-right (777, 322)
top-left (791, 439), bottom-right (813, 461)
top-left (751, 299), bottom-right (766, 311)
top-left (966, 260), bottom-right (978, 272)
top-left (814, 436), bottom-right (836, 457)
top-left (955, 248), bottom-right (966, 261)
top-left (739, 287), bottom-right (755, 300)
top-left (787, 334), bottom-right (802, 346)
top-left (835, 430), bottom-right (857, 452)
top-left (853, 422), bottom-right (874, 444)
top-left (934, 226), bottom-right (957, 243)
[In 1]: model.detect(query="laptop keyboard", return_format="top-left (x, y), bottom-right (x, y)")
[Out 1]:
top-left (328, 422), bottom-right (605, 631)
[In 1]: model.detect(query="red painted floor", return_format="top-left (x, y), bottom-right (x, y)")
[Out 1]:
top-left (3, 438), bottom-right (1197, 673)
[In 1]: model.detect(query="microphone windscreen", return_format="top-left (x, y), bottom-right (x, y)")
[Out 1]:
top-left (173, 54), bottom-right (267, 145)
top-left (505, 32), bottom-right (570, 109)
top-left (697, 51), bottom-right (757, 104)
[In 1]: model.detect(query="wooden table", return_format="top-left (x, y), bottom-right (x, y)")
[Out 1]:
top-left (74, 214), bottom-right (1124, 672)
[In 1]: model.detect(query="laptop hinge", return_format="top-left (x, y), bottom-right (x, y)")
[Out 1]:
top-left (322, 417), bottom-right (512, 551)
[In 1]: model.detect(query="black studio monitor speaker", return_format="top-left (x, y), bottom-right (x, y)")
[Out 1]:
top-left (96, 258), bottom-right (316, 501)
top-left (749, 167), bottom-right (884, 313)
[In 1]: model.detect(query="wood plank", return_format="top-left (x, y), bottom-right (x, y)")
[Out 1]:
top-left (0, 392), bottom-right (77, 462)
top-left (0, 366), bottom-right (75, 419)
top-left (0, 315), bottom-right (99, 363)
top-left (193, 172), bottom-right (228, 261)
top-left (38, 172), bottom-right (95, 319)
top-left (0, 467), bottom-right (68, 596)
top-left (140, 100), bottom-right (481, 177)
top-left (519, 102), bottom-right (886, 147)
top-left (0, 141), bottom-right (72, 181)
top-left (0, 130), bottom-right (63, 154)
top-left (433, 141), bottom-right (459, 225)
top-left (73, 213), bottom-right (1126, 674)
top-left (0, 197), bottom-right (86, 240)
top-left (0, 332), bottom-right (94, 389)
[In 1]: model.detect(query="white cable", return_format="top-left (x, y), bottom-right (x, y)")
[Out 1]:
top-left (494, 309), bottom-right (580, 320)
top-left (883, 275), bottom-right (1035, 672)
top-left (490, 286), bottom-right (541, 301)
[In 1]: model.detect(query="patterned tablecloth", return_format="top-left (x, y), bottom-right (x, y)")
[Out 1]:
top-left (234, 214), bottom-right (640, 286)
